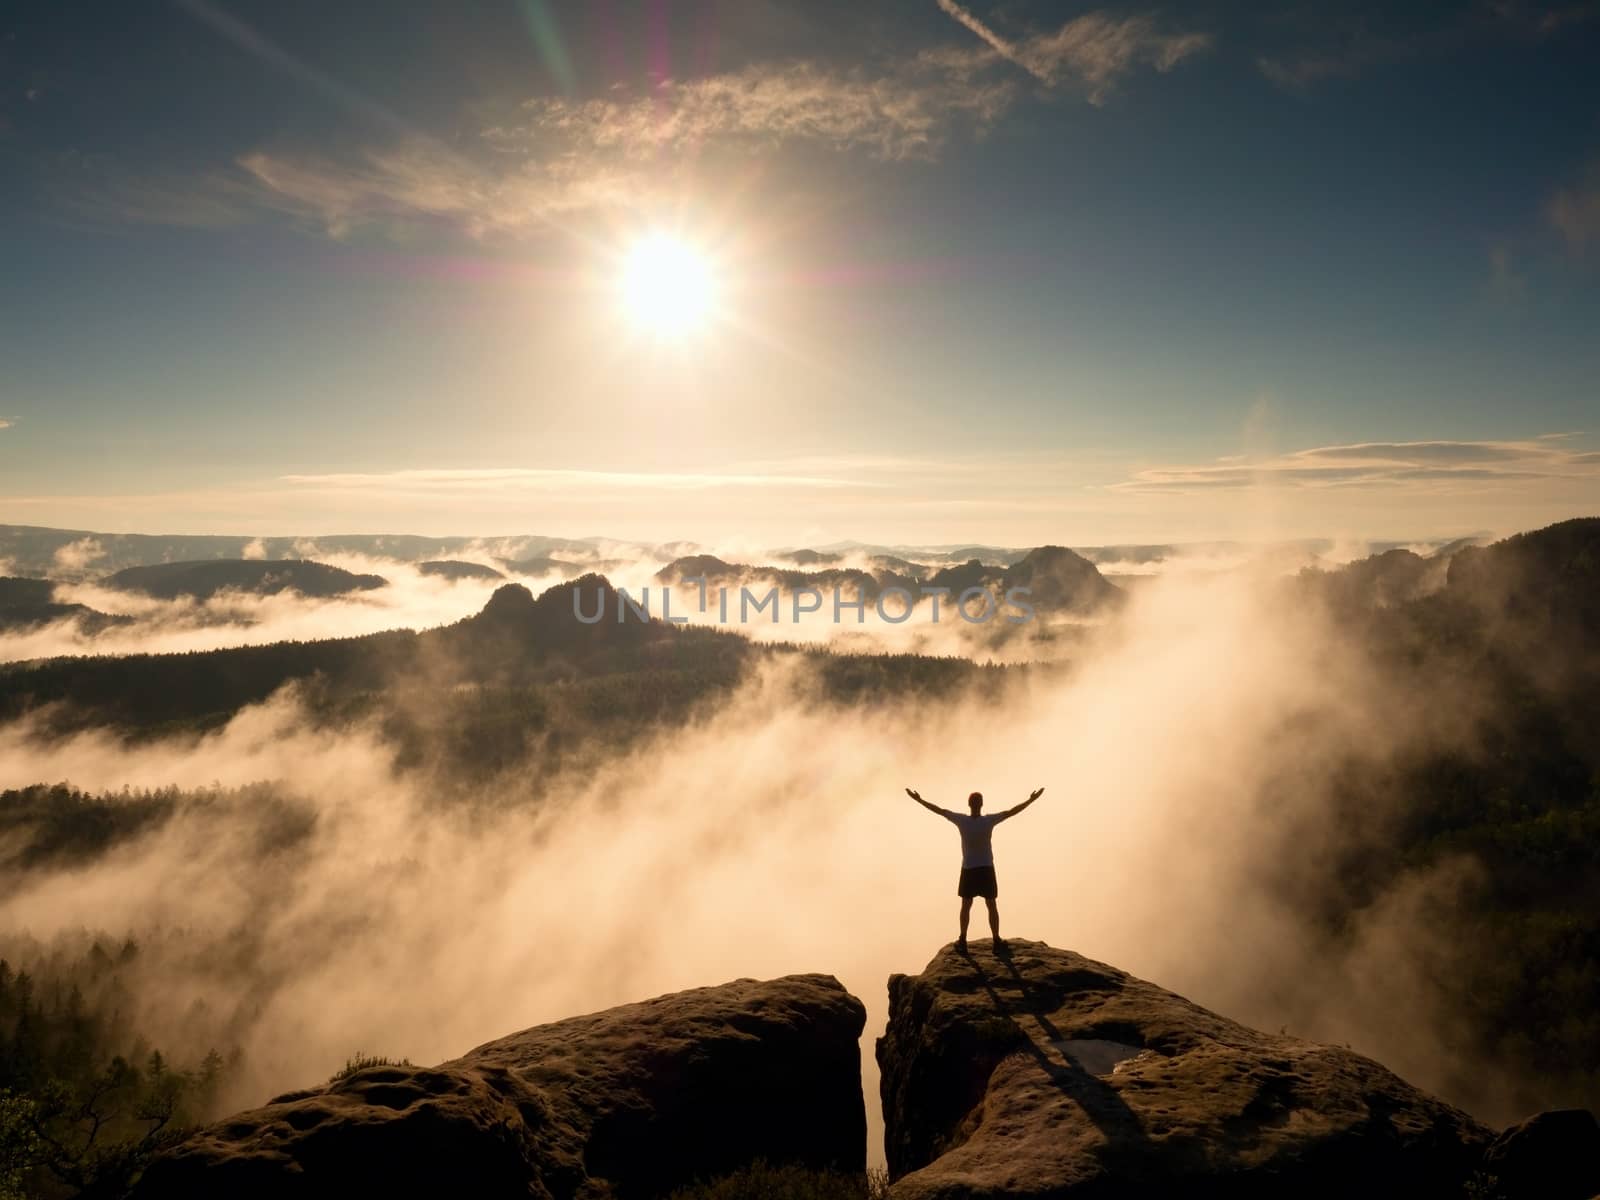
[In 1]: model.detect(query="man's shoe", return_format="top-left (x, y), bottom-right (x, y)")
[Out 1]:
top-left (956, 938), bottom-right (968, 953)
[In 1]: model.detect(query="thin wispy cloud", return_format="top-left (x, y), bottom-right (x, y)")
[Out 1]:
top-left (1481, 159), bottom-right (1600, 295)
top-left (1254, 21), bottom-right (1430, 92)
top-left (1549, 161), bottom-right (1600, 257)
top-left (1489, 0), bottom-right (1600, 37)
top-left (216, 55), bottom-right (1017, 237)
top-left (1257, 2), bottom-right (1595, 90)
top-left (1115, 438), bottom-right (1600, 493)
top-left (281, 467), bottom-right (878, 491)
top-left (0, 419), bottom-right (12, 431)
top-left (39, 154), bottom-right (259, 231)
top-left (737, 452), bottom-right (988, 477)
top-left (504, 58), bottom-right (1015, 162)
top-left (65, 6), bottom-right (1209, 240)
top-left (934, 2), bottom-right (1213, 103)
top-left (236, 145), bottom-right (641, 239)
top-left (175, 0), bottom-right (415, 138)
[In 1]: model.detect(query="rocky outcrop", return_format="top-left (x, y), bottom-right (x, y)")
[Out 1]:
top-left (134, 974), bottom-right (866, 1200)
top-left (1481, 1108), bottom-right (1600, 1200)
top-left (461, 575), bottom-right (654, 653)
top-left (924, 548), bottom-right (1122, 617)
top-left (877, 940), bottom-right (1492, 1199)
top-left (650, 547), bottom-right (1121, 621)
top-left (1000, 547), bottom-right (1124, 615)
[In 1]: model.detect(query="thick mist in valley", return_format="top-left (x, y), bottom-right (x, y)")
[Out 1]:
top-left (0, 549), bottom-right (1569, 1167)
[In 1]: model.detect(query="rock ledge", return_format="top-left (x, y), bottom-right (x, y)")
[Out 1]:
top-left (136, 973), bottom-right (867, 1199)
top-left (877, 939), bottom-right (1491, 1199)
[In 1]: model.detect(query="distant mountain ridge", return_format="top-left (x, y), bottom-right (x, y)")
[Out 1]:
top-left (0, 522), bottom-right (1493, 579)
top-left (0, 525), bottom-right (598, 578)
top-left (416, 560), bottom-right (504, 581)
top-left (0, 577), bottom-right (132, 635)
top-left (0, 573), bottom-right (757, 736)
top-left (105, 559), bottom-right (388, 601)
top-left (655, 544), bottom-right (1124, 618)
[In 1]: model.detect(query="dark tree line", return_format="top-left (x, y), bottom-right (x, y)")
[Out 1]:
top-left (0, 942), bottom-right (239, 1199)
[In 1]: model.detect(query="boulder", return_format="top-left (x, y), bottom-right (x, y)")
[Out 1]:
top-left (134, 974), bottom-right (866, 1200)
top-left (877, 940), bottom-right (1491, 1199)
top-left (1481, 1108), bottom-right (1600, 1200)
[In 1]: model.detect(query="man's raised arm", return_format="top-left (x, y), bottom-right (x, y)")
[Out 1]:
top-left (996, 787), bottom-right (1046, 821)
top-left (905, 788), bottom-right (957, 820)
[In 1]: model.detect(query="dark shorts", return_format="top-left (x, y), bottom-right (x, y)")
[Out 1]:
top-left (958, 865), bottom-right (998, 899)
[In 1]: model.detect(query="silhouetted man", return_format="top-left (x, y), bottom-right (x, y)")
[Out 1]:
top-left (906, 786), bottom-right (1044, 952)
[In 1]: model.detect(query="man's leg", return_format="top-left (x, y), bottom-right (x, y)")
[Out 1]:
top-left (958, 897), bottom-right (973, 948)
top-left (986, 897), bottom-right (1001, 944)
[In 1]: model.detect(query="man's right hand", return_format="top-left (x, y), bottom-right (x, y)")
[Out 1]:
top-left (905, 788), bottom-right (922, 801)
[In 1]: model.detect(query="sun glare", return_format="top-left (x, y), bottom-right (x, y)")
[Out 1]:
top-left (619, 233), bottom-right (719, 339)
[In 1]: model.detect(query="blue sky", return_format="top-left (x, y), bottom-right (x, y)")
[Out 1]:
top-left (2, 0), bottom-right (1597, 544)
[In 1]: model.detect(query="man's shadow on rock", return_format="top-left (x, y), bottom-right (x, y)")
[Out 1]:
top-left (968, 954), bottom-right (1149, 1148)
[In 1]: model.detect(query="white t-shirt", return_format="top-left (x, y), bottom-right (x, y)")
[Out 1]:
top-left (945, 811), bottom-right (1003, 868)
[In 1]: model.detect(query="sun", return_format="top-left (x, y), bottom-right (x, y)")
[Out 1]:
top-left (618, 233), bottom-right (719, 339)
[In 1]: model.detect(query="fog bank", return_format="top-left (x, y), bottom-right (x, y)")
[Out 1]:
top-left (0, 565), bottom-right (1539, 1158)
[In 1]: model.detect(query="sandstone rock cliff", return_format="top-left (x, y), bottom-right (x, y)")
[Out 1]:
top-left (134, 973), bottom-right (866, 1199)
top-left (877, 940), bottom-right (1491, 1199)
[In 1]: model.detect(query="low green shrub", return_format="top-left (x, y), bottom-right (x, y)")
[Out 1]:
top-left (327, 1054), bottom-right (413, 1084)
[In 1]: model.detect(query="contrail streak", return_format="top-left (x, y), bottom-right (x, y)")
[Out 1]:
top-left (934, 0), bottom-right (1046, 81)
